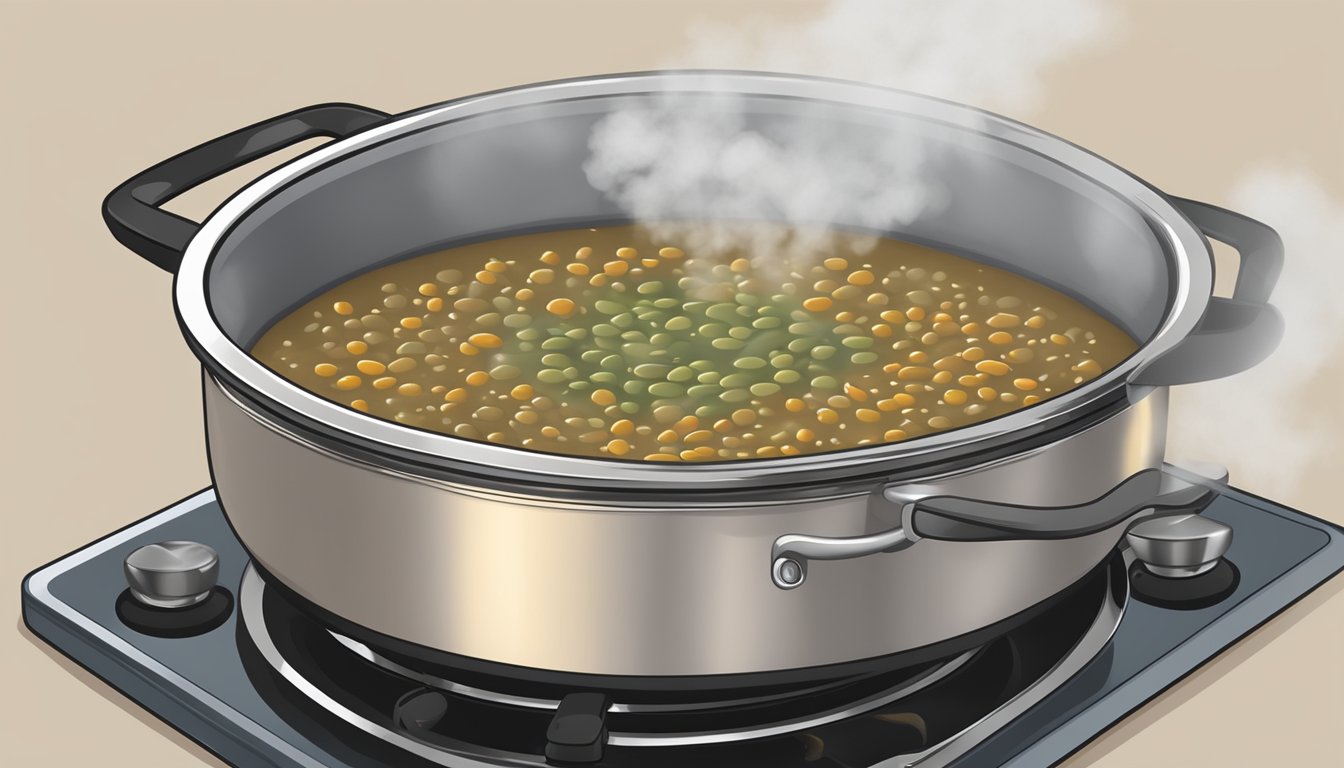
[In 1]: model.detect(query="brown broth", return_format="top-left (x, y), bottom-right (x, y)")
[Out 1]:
top-left (252, 224), bottom-right (1136, 461)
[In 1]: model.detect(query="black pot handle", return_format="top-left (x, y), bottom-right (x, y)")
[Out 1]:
top-left (905, 468), bottom-right (1214, 542)
top-left (1130, 197), bottom-right (1284, 386)
top-left (102, 103), bottom-right (389, 273)
top-left (770, 468), bottom-right (1215, 589)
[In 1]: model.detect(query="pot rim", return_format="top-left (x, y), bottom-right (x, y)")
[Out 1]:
top-left (175, 70), bottom-right (1210, 490)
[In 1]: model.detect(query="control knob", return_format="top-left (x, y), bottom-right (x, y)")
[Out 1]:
top-left (124, 541), bottom-right (219, 608)
top-left (1126, 513), bottom-right (1232, 578)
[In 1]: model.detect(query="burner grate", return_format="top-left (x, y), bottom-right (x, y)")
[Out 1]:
top-left (239, 557), bottom-right (1123, 766)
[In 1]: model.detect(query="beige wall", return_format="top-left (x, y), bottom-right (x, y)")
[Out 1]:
top-left (2, 1), bottom-right (1340, 765)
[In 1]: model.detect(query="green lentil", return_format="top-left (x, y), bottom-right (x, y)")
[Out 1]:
top-left (648, 382), bottom-right (685, 398)
top-left (706, 303), bottom-right (739, 322)
top-left (721, 388), bottom-right (752, 403)
top-left (719, 373), bottom-right (755, 388)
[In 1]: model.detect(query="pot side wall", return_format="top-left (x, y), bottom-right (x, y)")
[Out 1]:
top-left (203, 373), bottom-right (1166, 677)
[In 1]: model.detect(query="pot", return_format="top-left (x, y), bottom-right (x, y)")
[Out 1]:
top-left (103, 72), bottom-right (1282, 688)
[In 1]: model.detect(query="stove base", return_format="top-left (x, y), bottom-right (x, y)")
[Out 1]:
top-left (21, 470), bottom-right (1344, 767)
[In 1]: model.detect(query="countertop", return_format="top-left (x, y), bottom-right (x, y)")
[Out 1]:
top-left (2, 1), bottom-right (1340, 765)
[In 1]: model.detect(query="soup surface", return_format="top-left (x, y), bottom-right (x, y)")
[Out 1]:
top-left (253, 225), bottom-right (1136, 462)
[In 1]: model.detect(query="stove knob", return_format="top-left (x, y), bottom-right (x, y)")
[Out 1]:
top-left (1126, 514), bottom-right (1232, 578)
top-left (124, 541), bottom-right (219, 608)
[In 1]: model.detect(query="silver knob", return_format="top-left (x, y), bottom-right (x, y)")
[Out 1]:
top-left (1126, 514), bottom-right (1232, 578)
top-left (124, 541), bottom-right (219, 608)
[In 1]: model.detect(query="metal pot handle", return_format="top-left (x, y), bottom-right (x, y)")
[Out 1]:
top-left (1129, 197), bottom-right (1284, 386)
top-left (102, 103), bottom-right (389, 273)
top-left (770, 468), bottom-right (1216, 589)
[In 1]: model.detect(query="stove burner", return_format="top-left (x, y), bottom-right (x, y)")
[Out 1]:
top-left (239, 556), bottom-right (1125, 767)
top-left (333, 631), bottom-right (924, 715)
top-left (333, 627), bottom-right (977, 742)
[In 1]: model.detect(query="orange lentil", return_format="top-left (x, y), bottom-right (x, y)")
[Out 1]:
top-left (468, 333), bottom-right (502, 348)
top-left (356, 360), bottom-right (386, 376)
top-left (547, 298), bottom-right (577, 317)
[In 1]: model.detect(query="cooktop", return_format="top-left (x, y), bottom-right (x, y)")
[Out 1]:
top-left (21, 466), bottom-right (1344, 767)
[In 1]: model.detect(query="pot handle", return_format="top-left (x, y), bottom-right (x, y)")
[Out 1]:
top-left (1129, 197), bottom-right (1284, 386)
top-left (770, 468), bottom-right (1215, 589)
top-left (102, 103), bottom-right (389, 273)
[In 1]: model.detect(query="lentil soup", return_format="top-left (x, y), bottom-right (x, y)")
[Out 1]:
top-left (252, 225), bottom-right (1137, 462)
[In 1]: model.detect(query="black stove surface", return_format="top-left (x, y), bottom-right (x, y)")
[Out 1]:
top-left (22, 469), bottom-right (1344, 767)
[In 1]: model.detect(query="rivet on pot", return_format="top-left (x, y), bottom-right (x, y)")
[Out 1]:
top-left (773, 556), bottom-right (806, 589)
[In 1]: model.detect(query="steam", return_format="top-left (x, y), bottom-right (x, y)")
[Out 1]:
top-left (680, 0), bottom-right (1118, 111)
top-left (574, 0), bottom-right (1340, 495)
top-left (1168, 169), bottom-right (1344, 495)
top-left (583, 0), bottom-right (1121, 264)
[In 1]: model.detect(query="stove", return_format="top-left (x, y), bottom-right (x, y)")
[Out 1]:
top-left (22, 465), bottom-right (1344, 767)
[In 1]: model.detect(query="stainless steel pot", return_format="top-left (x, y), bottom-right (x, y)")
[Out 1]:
top-left (104, 72), bottom-right (1282, 685)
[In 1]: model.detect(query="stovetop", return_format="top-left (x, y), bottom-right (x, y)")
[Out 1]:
top-left (22, 468), bottom-right (1344, 768)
